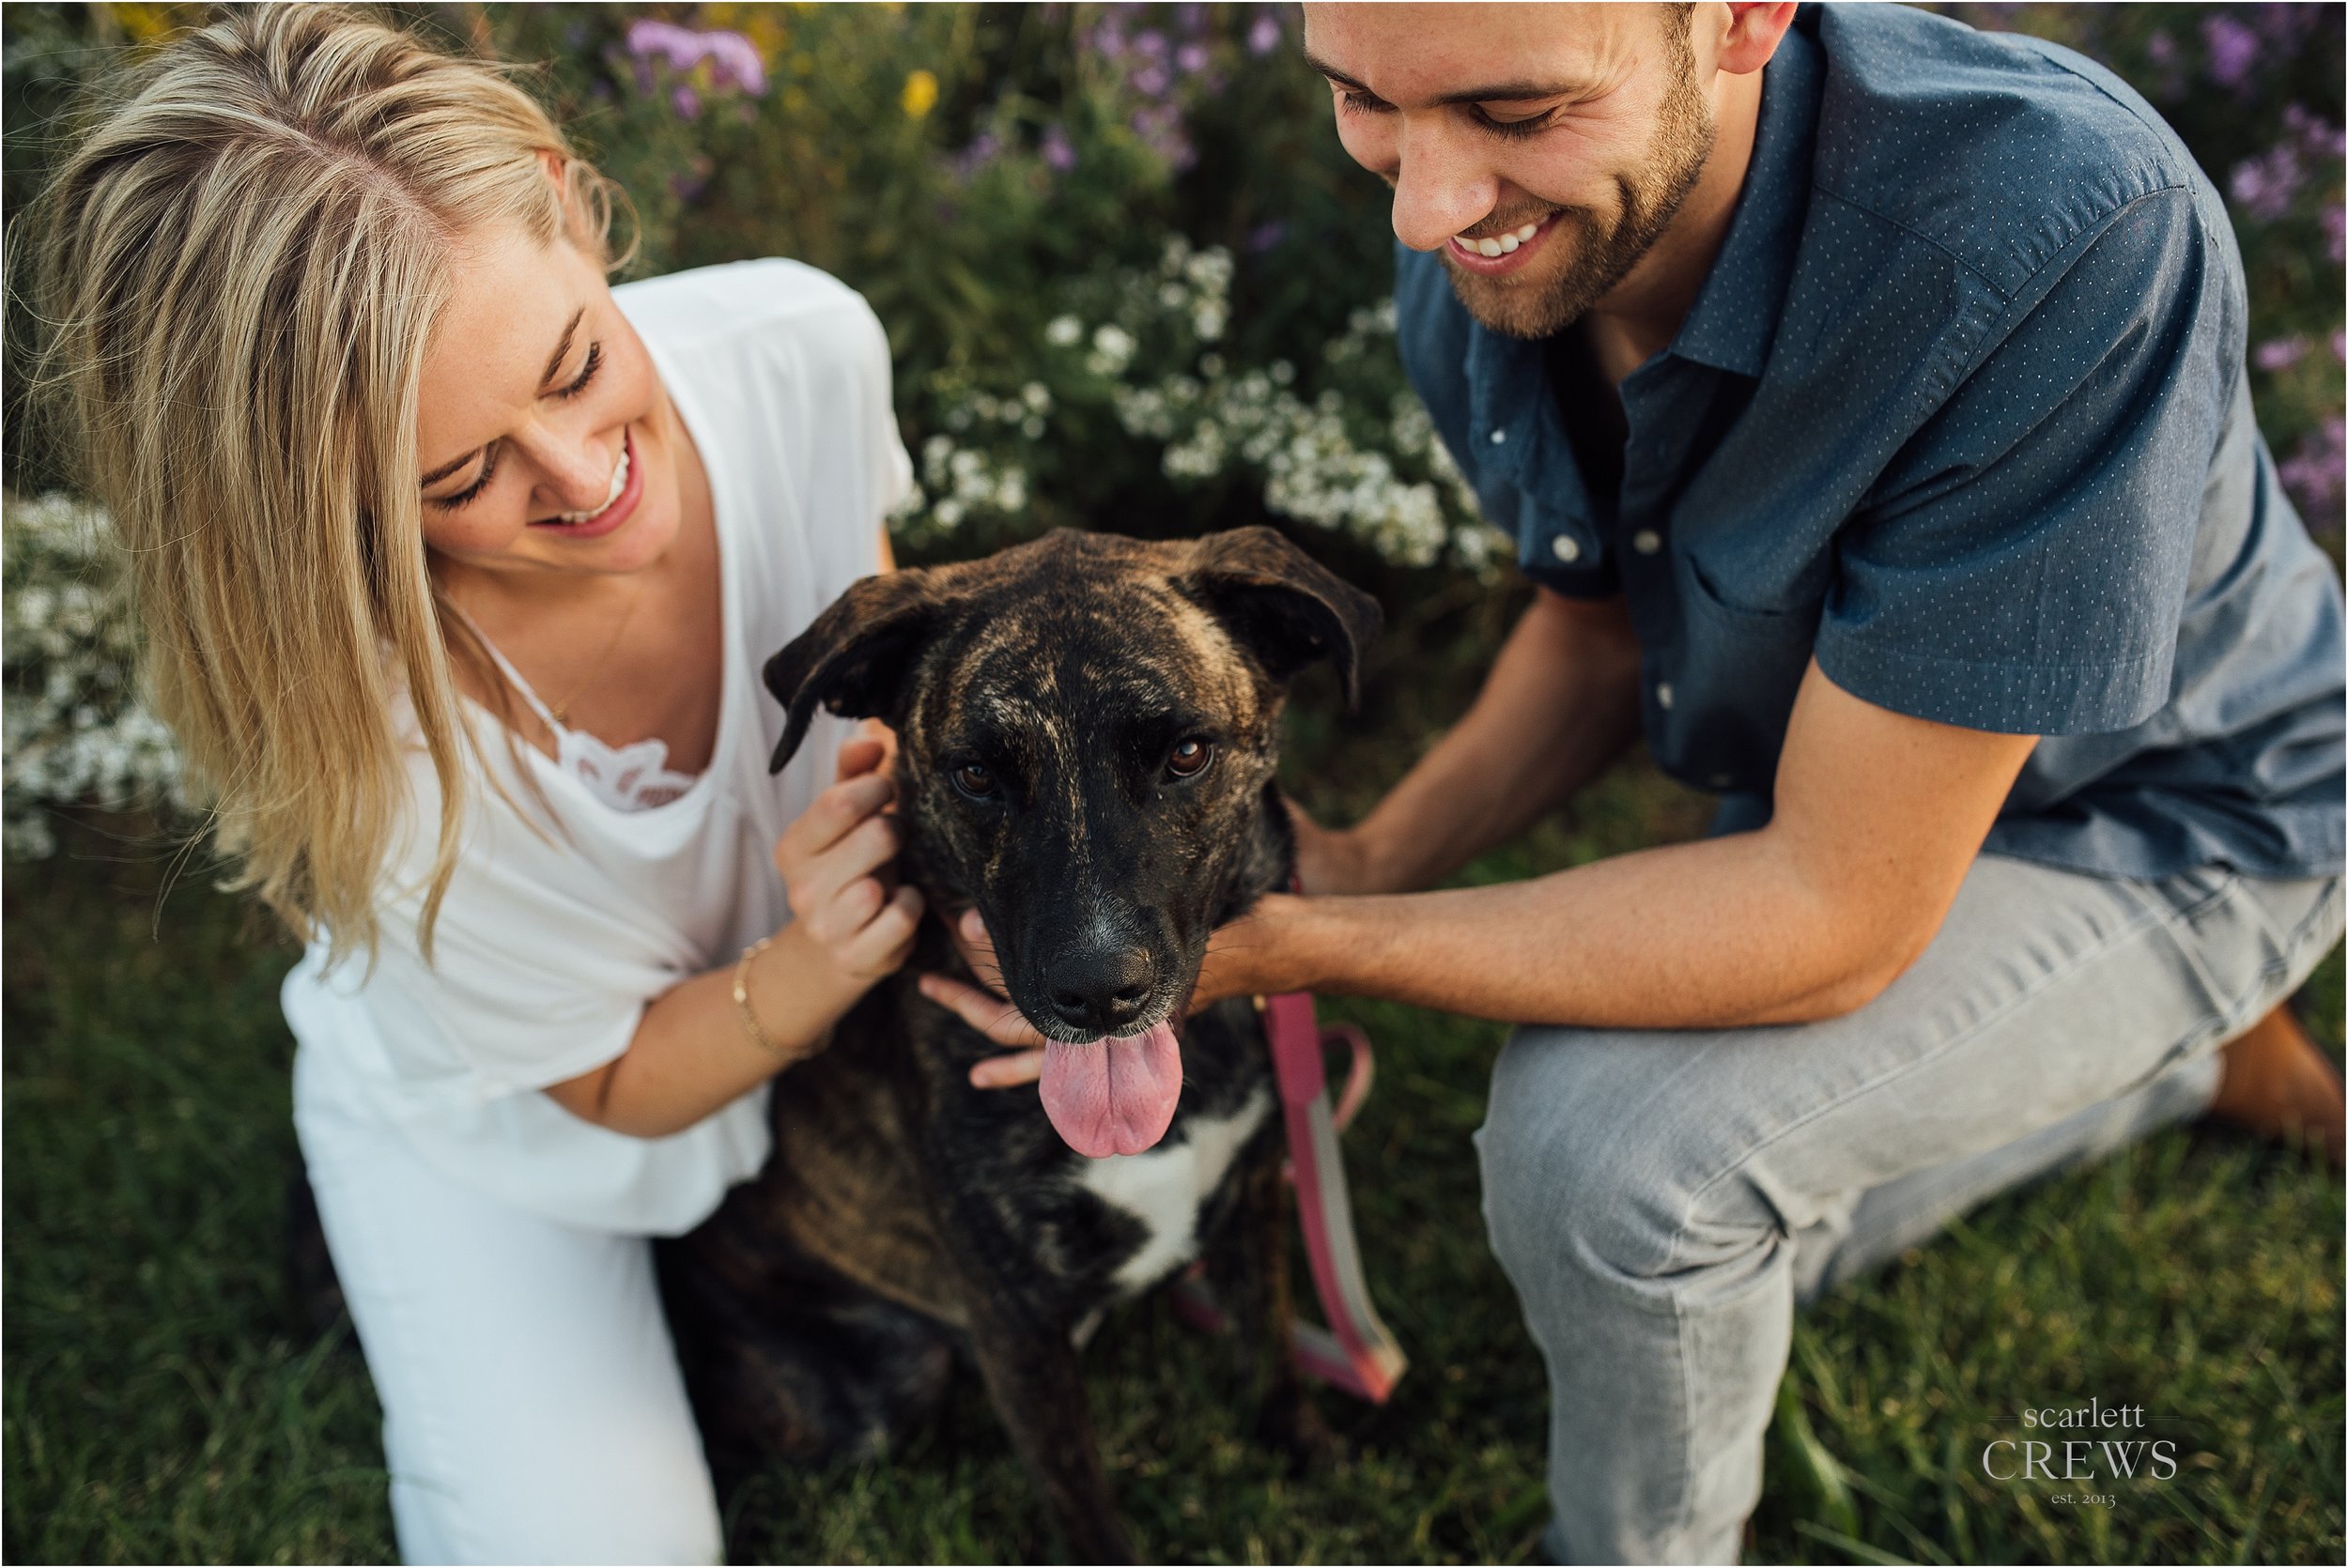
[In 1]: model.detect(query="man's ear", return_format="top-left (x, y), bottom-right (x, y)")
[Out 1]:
top-left (1177, 526), bottom-right (1383, 708)
top-left (1718, 2), bottom-right (1799, 74)
top-left (762, 571), bottom-right (944, 773)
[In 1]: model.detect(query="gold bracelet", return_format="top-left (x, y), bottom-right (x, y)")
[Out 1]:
top-left (732, 935), bottom-right (798, 1061)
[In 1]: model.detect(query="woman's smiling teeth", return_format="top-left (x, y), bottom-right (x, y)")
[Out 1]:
top-left (1459, 222), bottom-right (1542, 257)
top-left (549, 441), bottom-right (628, 524)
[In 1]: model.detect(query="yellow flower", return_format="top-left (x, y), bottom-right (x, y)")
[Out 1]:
top-left (901, 69), bottom-right (938, 120)
top-left (102, 2), bottom-right (189, 42)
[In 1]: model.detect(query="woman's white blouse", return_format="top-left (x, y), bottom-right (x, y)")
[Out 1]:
top-left (282, 259), bottom-right (908, 1235)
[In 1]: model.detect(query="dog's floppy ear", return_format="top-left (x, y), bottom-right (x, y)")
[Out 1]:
top-left (763, 570), bottom-right (944, 774)
top-left (1178, 526), bottom-right (1383, 708)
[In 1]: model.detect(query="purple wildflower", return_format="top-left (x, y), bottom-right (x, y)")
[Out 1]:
top-left (2254, 335), bottom-right (2309, 373)
top-left (2201, 14), bottom-right (2261, 89)
top-left (625, 20), bottom-right (767, 98)
top-left (1135, 29), bottom-right (1167, 59)
top-left (2278, 416), bottom-right (2345, 522)
top-left (1247, 12), bottom-right (1282, 55)
top-left (703, 31), bottom-right (767, 95)
top-left (2139, 27), bottom-right (2187, 98)
top-left (1041, 124), bottom-right (1077, 172)
top-left (1089, 18), bottom-right (1128, 59)
top-left (2251, 3), bottom-right (2322, 46)
top-left (671, 84), bottom-right (702, 121)
top-left (1176, 3), bottom-right (1207, 34)
top-left (2229, 143), bottom-right (2305, 223)
top-left (1177, 41), bottom-right (1210, 75)
top-left (2331, 329), bottom-right (2346, 363)
top-left (1246, 220), bottom-right (1289, 254)
top-left (626, 18), bottom-right (703, 68)
top-left (950, 130), bottom-right (1004, 182)
top-left (2324, 204), bottom-right (2345, 266)
top-left (1133, 62), bottom-right (1171, 97)
top-left (1131, 103), bottom-right (1195, 171)
top-left (2282, 104), bottom-right (2347, 161)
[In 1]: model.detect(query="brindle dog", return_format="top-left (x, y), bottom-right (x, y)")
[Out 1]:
top-left (657, 526), bottom-right (1381, 1562)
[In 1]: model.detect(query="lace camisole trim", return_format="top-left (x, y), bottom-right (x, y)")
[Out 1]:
top-left (459, 617), bottom-right (703, 813)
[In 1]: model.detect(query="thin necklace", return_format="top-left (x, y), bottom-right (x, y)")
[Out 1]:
top-left (546, 576), bottom-right (647, 726)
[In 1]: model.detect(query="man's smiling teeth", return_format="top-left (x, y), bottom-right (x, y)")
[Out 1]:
top-left (1460, 222), bottom-right (1542, 258)
top-left (551, 442), bottom-right (628, 524)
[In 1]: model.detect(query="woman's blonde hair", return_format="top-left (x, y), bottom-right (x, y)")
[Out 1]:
top-left (34, 3), bottom-right (631, 966)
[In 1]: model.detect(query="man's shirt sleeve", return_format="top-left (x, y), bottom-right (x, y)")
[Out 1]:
top-left (1813, 187), bottom-right (2231, 736)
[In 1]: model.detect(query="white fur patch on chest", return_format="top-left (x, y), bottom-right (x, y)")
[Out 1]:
top-left (1073, 1085), bottom-right (1274, 1295)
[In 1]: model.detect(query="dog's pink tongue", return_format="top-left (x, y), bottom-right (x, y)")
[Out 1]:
top-left (1039, 1022), bottom-right (1183, 1159)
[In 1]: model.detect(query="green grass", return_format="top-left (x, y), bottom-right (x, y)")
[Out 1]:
top-left (6, 761), bottom-right (2340, 1563)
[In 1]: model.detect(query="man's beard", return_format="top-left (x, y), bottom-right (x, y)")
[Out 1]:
top-left (1442, 47), bottom-right (1716, 341)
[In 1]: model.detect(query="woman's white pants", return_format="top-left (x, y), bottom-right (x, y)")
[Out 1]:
top-left (293, 1053), bottom-right (725, 1565)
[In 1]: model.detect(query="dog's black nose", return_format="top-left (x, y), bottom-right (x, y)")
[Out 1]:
top-left (1046, 946), bottom-right (1154, 1034)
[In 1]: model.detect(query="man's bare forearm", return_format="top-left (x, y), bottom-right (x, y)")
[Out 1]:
top-left (1237, 665), bottom-right (2042, 1031)
top-left (1349, 589), bottom-right (1645, 893)
top-left (1263, 828), bottom-right (1885, 1029)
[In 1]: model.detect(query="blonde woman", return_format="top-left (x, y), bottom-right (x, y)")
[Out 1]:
top-left (37, 8), bottom-right (934, 1560)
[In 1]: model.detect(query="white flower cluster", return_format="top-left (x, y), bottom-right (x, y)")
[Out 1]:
top-left (3, 492), bottom-right (188, 857)
top-left (1108, 256), bottom-right (1492, 570)
top-left (899, 234), bottom-right (1499, 575)
top-left (889, 373), bottom-right (1048, 542)
top-left (915, 432), bottom-right (1029, 535)
top-left (1135, 368), bottom-right (1454, 566)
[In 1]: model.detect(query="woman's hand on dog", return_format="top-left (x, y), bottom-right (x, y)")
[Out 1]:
top-left (919, 913), bottom-right (1054, 1086)
top-left (771, 737), bottom-right (924, 992)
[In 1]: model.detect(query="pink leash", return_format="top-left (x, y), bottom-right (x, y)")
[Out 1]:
top-left (1171, 982), bottom-right (1408, 1403)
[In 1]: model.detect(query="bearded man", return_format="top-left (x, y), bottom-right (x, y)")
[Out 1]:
top-left (1295, 2), bottom-right (2347, 1557)
top-left (926, 4), bottom-right (2345, 1560)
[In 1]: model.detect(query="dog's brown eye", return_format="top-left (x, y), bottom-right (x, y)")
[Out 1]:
top-left (1166, 739), bottom-right (1213, 779)
top-left (953, 761), bottom-right (998, 799)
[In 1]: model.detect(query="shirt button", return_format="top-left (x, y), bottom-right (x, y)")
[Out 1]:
top-left (1632, 529), bottom-right (1661, 555)
top-left (1551, 534), bottom-right (1581, 563)
top-left (1490, 428), bottom-right (1507, 445)
top-left (1656, 682), bottom-right (1675, 710)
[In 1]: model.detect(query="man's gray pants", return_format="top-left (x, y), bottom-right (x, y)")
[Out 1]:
top-left (1476, 853), bottom-right (2344, 1564)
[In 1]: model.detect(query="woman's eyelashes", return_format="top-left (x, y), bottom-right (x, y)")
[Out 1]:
top-left (555, 342), bottom-right (605, 401)
top-left (425, 341), bottom-right (606, 511)
top-left (437, 445), bottom-right (501, 511)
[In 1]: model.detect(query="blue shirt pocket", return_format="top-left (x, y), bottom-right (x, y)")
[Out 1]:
top-left (1663, 559), bottom-right (1821, 795)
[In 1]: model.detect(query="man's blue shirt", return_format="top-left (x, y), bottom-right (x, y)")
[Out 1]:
top-left (1397, 3), bottom-right (2344, 881)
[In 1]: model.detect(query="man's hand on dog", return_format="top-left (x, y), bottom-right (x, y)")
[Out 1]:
top-left (919, 903), bottom-right (1301, 1090)
top-left (771, 736), bottom-right (924, 992)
